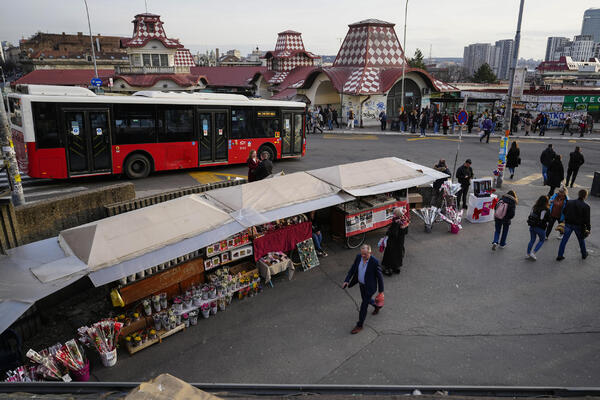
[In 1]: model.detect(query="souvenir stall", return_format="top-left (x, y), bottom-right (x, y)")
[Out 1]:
top-left (465, 178), bottom-right (498, 223)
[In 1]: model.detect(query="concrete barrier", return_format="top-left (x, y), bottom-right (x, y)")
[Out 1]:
top-left (14, 183), bottom-right (135, 246)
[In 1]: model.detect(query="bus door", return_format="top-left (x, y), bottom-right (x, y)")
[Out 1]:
top-left (197, 109), bottom-right (228, 163)
top-left (63, 109), bottom-right (112, 176)
top-left (281, 111), bottom-right (304, 157)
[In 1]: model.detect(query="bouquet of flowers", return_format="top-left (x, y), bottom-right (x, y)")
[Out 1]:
top-left (25, 348), bottom-right (67, 381)
top-left (442, 181), bottom-right (462, 197)
top-left (4, 365), bottom-right (37, 382)
top-left (412, 207), bottom-right (441, 233)
top-left (77, 319), bottom-right (123, 355)
top-left (439, 207), bottom-right (463, 233)
top-left (54, 339), bottom-right (86, 374)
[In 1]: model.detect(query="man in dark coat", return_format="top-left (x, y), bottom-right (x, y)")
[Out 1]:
top-left (254, 151), bottom-right (273, 181)
top-left (455, 159), bottom-right (474, 210)
top-left (540, 144), bottom-right (555, 184)
top-left (557, 189), bottom-right (591, 261)
top-left (566, 147), bottom-right (585, 188)
top-left (546, 154), bottom-right (564, 197)
top-left (381, 208), bottom-right (409, 275)
top-left (342, 244), bottom-right (384, 334)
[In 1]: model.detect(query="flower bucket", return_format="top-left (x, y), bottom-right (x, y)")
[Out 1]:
top-left (159, 293), bottom-right (167, 309)
top-left (201, 308), bottom-right (210, 319)
top-left (189, 311), bottom-right (198, 326)
top-left (152, 314), bottom-right (162, 331)
top-left (100, 349), bottom-right (117, 367)
top-left (450, 224), bottom-right (460, 234)
top-left (70, 359), bottom-right (90, 382)
top-left (193, 295), bottom-right (202, 307)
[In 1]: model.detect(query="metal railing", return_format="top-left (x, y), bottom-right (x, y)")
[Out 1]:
top-left (104, 179), bottom-right (246, 217)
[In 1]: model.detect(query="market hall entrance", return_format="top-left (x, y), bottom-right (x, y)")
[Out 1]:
top-left (281, 112), bottom-right (304, 157)
top-left (386, 78), bottom-right (422, 118)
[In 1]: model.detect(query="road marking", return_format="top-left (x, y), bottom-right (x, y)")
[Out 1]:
top-left (189, 171), bottom-right (246, 184)
top-left (568, 140), bottom-right (577, 143)
top-left (0, 186), bottom-right (88, 201)
top-left (322, 134), bottom-right (378, 140)
top-left (511, 173), bottom-right (543, 185)
top-left (407, 137), bottom-right (461, 142)
top-left (586, 175), bottom-right (594, 178)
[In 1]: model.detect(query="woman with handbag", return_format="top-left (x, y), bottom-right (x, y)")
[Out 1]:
top-left (506, 141), bottom-right (520, 179)
top-left (546, 186), bottom-right (568, 239)
top-left (381, 207), bottom-right (409, 276)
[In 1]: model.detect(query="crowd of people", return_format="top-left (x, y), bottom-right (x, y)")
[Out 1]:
top-left (305, 103), bottom-right (596, 139)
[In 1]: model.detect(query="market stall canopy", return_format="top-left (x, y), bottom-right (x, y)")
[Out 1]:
top-left (58, 195), bottom-right (246, 286)
top-left (306, 157), bottom-right (449, 197)
top-left (204, 172), bottom-right (354, 227)
top-left (0, 238), bottom-right (88, 335)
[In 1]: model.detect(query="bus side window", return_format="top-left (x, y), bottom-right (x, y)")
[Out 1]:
top-left (255, 110), bottom-right (279, 138)
top-left (32, 102), bottom-right (61, 148)
top-left (159, 107), bottom-right (194, 142)
top-left (114, 104), bottom-right (157, 145)
top-left (231, 108), bottom-right (254, 139)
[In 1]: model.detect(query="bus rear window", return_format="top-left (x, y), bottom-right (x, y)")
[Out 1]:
top-left (8, 97), bottom-right (22, 127)
top-left (32, 102), bottom-right (61, 148)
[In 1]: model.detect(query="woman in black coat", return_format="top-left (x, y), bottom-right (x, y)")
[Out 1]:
top-left (506, 142), bottom-right (520, 179)
top-left (546, 155), bottom-right (564, 197)
top-left (382, 208), bottom-right (409, 276)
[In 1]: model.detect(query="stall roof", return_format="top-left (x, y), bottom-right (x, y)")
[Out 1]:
top-left (0, 238), bottom-right (87, 334)
top-left (203, 172), bottom-right (353, 227)
top-left (59, 195), bottom-right (244, 272)
top-left (306, 157), bottom-right (449, 197)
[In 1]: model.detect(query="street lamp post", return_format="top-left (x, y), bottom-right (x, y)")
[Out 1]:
top-left (83, 0), bottom-right (99, 80)
top-left (400, 0), bottom-right (408, 113)
top-left (495, 0), bottom-right (525, 188)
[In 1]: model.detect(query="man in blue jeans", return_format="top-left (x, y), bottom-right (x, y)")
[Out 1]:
top-left (557, 189), bottom-right (591, 261)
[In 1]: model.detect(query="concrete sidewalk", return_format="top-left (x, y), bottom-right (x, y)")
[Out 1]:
top-left (316, 127), bottom-right (600, 141)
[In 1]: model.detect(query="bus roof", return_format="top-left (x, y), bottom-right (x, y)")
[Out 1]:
top-left (10, 84), bottom-right (306, 108)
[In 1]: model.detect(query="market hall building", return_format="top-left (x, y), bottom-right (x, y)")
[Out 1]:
top-left (14, 16), bottom-right (456, 127)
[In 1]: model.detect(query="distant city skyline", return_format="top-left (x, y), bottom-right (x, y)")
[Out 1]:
top-left (1, 1), bottom-right (598, 60)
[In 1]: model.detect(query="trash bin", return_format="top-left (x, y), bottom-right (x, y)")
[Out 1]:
top-left (591, 171), bottom-right (600, 197)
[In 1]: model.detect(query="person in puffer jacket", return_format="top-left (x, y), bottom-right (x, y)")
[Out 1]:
top-left (492, 190), bottom-right (518, 251)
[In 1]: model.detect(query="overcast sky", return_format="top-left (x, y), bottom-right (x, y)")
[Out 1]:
top-left (1, 0), bottom-right (597, 60)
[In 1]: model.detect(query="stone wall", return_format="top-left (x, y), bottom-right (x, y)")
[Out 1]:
top-left (14, 183), bottom-right (135, 245)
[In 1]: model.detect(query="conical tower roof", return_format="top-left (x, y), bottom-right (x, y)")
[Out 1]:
top-left (334, 19), bottom-right (407, 68)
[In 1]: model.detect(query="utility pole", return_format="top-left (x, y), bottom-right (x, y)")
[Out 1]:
top-left (495, 0), bottom-right (525, 188)
top-left (83, 0), bottom-right (98, 80)
top-left (0, 98), bottom-right (25, 205)
top-left (400, 0), bottom-right (408, 113)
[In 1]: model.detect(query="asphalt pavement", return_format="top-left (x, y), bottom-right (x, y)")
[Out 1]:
top-left (87, 131), bottom-right (600, 386)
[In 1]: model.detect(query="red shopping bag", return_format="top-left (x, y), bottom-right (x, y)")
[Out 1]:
top-left (375, 292), bottom-right (384, 307)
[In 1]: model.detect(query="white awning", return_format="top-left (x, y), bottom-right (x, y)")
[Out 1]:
top-left (203, 172), bottom-right (352, 227)
top-left (306, 157), bottom-right (449, 197)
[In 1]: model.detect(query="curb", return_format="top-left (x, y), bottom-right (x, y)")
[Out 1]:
top-left (317, 130), bottom-right (600, 141)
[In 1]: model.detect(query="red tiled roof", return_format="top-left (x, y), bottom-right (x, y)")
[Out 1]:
top-left (115, 73), bottom-right (203, 87)
top-left (13, 69), bottom-right (114, 86)
top-left (191, 66), bottom-right (268, 87)
top-left (270, 88), bottom-right (298, 100)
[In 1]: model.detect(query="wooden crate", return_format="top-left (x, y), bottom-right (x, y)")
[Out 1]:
top-left (123, 323), bottom-right (186, 356)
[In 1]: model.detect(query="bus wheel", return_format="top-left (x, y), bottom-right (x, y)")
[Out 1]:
top-left (125, 153), bottom-right (151, 179)
top-left (258, 145), bottom-right (276, 162)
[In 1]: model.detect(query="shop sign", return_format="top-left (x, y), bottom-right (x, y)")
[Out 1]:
top-left (563, 95), bottom-right (600, 105)
top-left (588, 104), bottom-right (600, 111)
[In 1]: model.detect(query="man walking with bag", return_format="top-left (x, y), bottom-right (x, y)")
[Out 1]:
top-left (566, 146), bottom-right (584, 188)
top-left (342, 244), bottom-right (384, 334)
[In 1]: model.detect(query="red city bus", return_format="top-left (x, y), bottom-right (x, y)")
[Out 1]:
top-left (7, 85), bottom-right (306, 179)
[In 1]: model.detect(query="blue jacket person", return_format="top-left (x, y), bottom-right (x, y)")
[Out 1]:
top-left (342, 244), bottom-right (385, 334)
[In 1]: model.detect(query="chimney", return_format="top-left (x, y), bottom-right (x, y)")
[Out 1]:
top-left (216, 48), bottom-right (219, 61)
top-left (77, 32), bottom-right (83, 36)
top-left (96, 37), bottom-right (101, 52)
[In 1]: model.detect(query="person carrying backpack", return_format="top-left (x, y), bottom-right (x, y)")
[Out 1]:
top-left (526, 195), bottom-right (550, 260)
top-left (491, 190), bottom-right (518, 250)
top-left (546, 186), bottom-right (568, 239)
